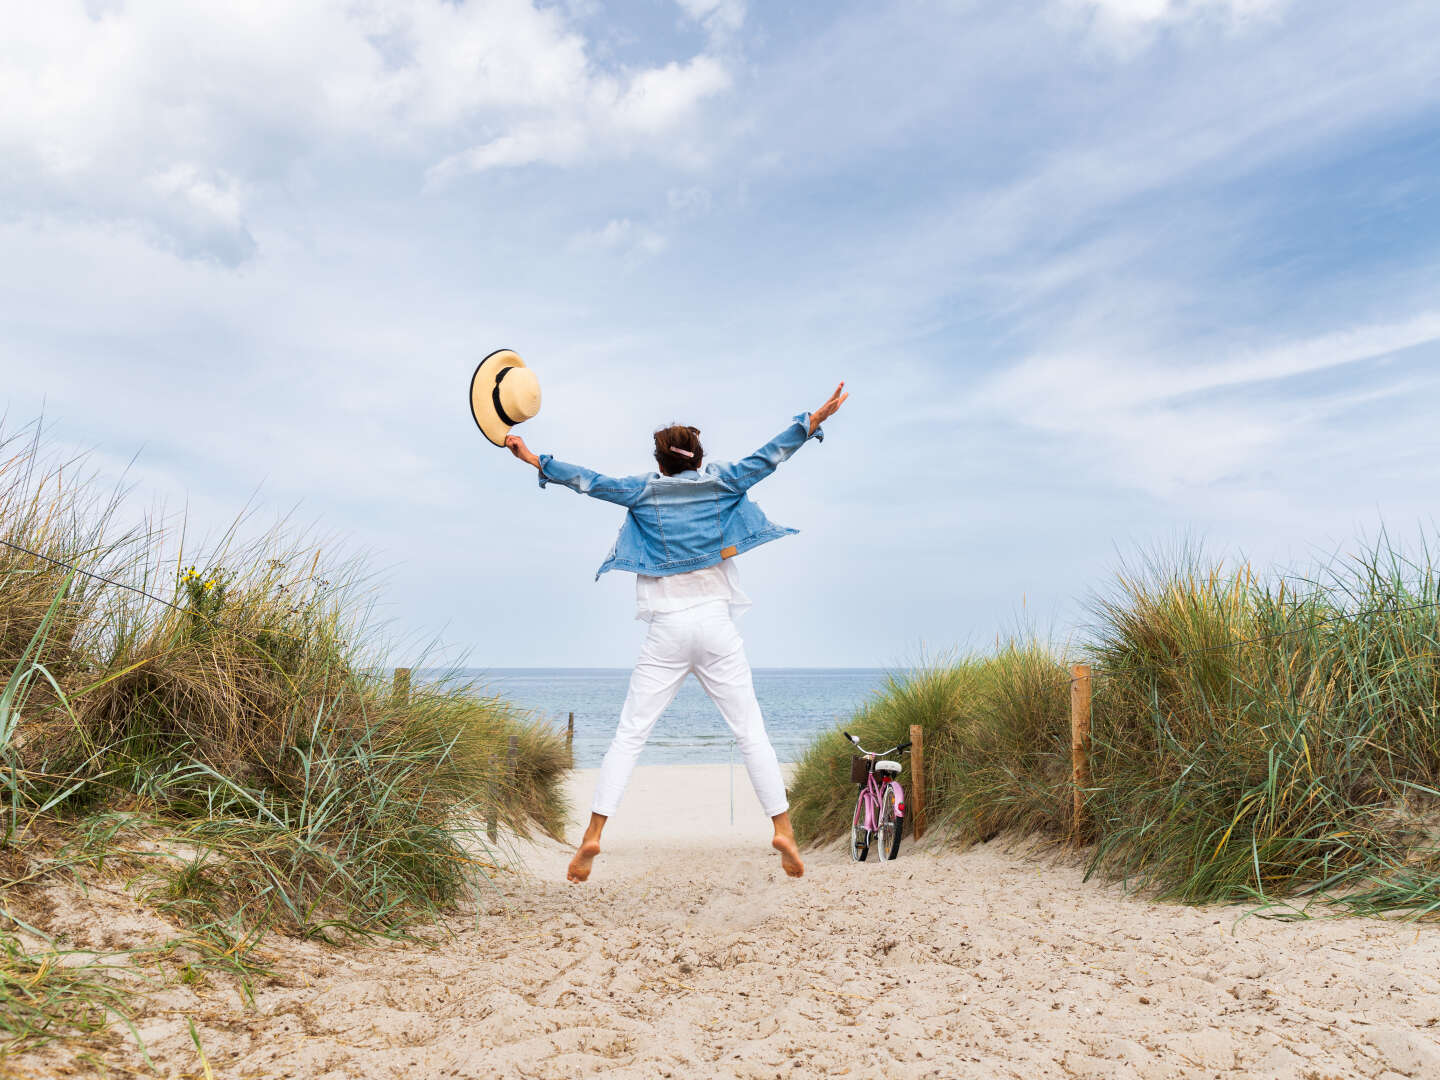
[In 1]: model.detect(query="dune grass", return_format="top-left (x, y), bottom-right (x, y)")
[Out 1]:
top-left (1085, 544), bottom-right (1440, 912)
top-left (788, 646), bottom-right (1071, 846)
top-left (791, 540), bottom-right (1440, 917)
top-left (0, 421), bottom-right (571, 1054)
top-left (0, 937), bottom-right (138, 1054)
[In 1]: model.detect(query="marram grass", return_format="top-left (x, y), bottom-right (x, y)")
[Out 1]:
top-left (792, 542), bottom-right (1440, 918)
top-left (0, 936), bottom-right (137, 1054)
top-left (0, 420), bottom-right (571, 1054)
top-left (788, 646), bottom-right (1071, 846)
top-left (1084, 544), bottom-right (1440, 911)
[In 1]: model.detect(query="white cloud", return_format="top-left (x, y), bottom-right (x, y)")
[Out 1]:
top-left (0, 1), bottom-right (736, 262)
top-left (571, 218), bottom-right (669, 256)
top-left (1069, 0), bottom-right (1285, 25)
top-left (142, 165), bottom-right (254, 263)
top-left (426, 53), bottom-right (731, 180)
top-left (676, 0), bottom-right (746, 39)
top-left (666, 186), bottom-right (712, 217)
top-left (1054, 0), bottom-right (1290, 57)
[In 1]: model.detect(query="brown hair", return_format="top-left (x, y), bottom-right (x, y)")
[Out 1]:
top-left (653, 424), bottom-right (704, 476)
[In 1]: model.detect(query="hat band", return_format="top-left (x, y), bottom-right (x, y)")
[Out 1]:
top-left (491, 366), bottom-right (519, 427)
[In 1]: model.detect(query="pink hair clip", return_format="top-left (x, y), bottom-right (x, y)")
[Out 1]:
top-left (668, 446), bottom-right (695, 459)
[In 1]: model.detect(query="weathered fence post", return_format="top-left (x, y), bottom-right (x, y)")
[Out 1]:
top-left (909, 723), bottom-right (926, 840)
top-left (566, 711), bottom-right (575, 758)
top-left (486, 737), bottom-right (522, 844)
top-left (486, 753), bottom-right (498, 843)
top-left (1070, 663), bottom-right (1093, 841)
top-left (487, 737), bottom-right (521, 843)
top-left (392, 667), bottom-right (411, 705)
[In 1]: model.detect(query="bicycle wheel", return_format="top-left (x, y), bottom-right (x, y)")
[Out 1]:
top-left (850, 790), bottom-right (870, 862)
top-left (877, 785), bottom-right (902, 862)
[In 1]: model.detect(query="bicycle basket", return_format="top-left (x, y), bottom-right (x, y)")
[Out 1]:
top-left (850, 756), bottom-right (872, 784)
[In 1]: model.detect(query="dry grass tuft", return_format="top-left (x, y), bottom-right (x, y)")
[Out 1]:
top-left (0, 420), bottom-right (571, 1055)
top-left (793, 540), bottom-right (1440, 919)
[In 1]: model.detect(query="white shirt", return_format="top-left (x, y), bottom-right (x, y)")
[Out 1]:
top-left (635, 559), bottom-right (752, 622)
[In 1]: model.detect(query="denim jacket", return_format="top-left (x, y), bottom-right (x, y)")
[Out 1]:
top-left (537, 414), bottom-right (823, 579)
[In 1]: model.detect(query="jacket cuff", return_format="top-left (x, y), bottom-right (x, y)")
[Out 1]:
top-left (537, 453), bottom-right (554, 488)
top-left (793, 412), bottom-right (824, 443)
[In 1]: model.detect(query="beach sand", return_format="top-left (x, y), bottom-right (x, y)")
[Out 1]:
top-left (12, 763), bottom-right (1440, 1079)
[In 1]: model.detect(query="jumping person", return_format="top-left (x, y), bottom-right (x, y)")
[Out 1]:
top-left (503, 383), bottom-right (848, 882)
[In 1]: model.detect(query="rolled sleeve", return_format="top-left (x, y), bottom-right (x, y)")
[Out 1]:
top-left (796, 411), bottom-right (824, 444)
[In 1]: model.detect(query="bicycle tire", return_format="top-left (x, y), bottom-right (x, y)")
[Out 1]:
top-left (850, 789), bottom-right (870, 862)
top-left (877, 785), bottom-right (902, 862)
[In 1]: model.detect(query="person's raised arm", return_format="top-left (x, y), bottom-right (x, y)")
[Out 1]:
top-left (714, 382), bottom-right (848, 494)
top-left (505, 434), bottom-right (646, 507)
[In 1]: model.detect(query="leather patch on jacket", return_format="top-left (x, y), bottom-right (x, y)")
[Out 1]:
top-left (721, 545), bottom-right (738, 559)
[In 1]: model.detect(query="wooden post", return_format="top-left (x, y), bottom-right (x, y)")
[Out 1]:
top-left (486, 753), bottom-right (498, 843)
top-left (1071, 663), bottom-right (1093, 841)
top-left (909, 723), bottom-right (926, 840)
top-left (566, 712), bottom-right (575, 756)
top-left (487, 737), bottom-right (521, 844)
top-left (392, 667), bottom-right (411, 706)
top-left (489, 737), bottom-right (524, 846)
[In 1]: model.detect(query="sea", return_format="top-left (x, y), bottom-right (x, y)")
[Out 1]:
top-left (452, 668), bottom-right (893, 767)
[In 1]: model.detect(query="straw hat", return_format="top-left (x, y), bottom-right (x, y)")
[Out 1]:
top-left (469, 349), bottom-right (541, 447)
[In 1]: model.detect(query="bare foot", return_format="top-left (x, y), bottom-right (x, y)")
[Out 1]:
top-left (567, 840), bottom-right (601, 883)
top-left (772, 833), bottom-right (805, 878)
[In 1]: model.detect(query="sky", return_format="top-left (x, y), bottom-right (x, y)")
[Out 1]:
top-left (3, 0), bottom-right (1440, 668)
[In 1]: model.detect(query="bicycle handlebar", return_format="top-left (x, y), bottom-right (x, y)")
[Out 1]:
top-left (842, 731), bottom-right (912, 757)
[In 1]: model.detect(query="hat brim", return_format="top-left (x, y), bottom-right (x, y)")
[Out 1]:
top-left (470, 349), bottom-right (527, 447)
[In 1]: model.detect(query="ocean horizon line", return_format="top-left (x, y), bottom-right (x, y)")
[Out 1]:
top-left (425, 665), bottom-right (900, 675)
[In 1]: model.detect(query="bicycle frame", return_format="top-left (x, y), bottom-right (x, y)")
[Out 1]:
top-left (847, 731), bottom-right (909, 842)
top-left (855, 762), bottom-right (905, 832)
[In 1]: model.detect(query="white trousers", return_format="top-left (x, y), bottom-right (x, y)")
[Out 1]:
top-left (592, 600), bottom-right (789, 818)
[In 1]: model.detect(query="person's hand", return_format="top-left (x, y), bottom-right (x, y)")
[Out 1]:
top-left (505, 434), bottom-right (541, 469)
top-left (809, 381), bottom-right (848, 435)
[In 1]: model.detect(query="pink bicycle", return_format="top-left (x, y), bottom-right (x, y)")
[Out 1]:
top-left (845, 731), bottom-right (911, 862)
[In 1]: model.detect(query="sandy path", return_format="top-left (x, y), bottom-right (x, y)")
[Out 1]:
top-left (14, 765), bottom-right (1440, 1079)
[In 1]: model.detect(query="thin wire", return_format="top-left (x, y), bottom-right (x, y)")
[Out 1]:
top-left (11, 530), bottom-right (1440, 694)
top-left (0, 536), bottom-right (328, 652)
top-left (0, 535), bottom-right (190, 616)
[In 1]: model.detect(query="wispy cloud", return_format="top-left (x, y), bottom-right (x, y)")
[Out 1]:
top-left (675, 0), bottom-right (747, 40)
top-left (571, 218), bottom-right (669, 256)
top-left (973, 314), bottom-right (1440, 496)
top-left (1066, 0), bottom-right (1286, 25)
top-left (426, 54), bottom-right (732, 181)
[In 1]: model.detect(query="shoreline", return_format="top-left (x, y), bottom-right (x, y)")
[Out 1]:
top-left (559, 762), bottom-right (798, 842)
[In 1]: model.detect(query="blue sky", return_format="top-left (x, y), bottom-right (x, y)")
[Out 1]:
top-left (3, 0), bottom-right (1439, 667)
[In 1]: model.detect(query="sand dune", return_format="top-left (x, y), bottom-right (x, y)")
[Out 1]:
top-left (13, 764), bottom-right (1440, 1079)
